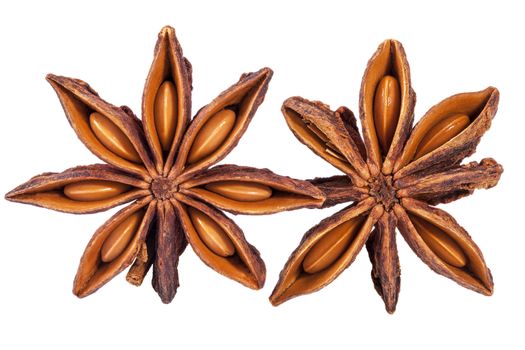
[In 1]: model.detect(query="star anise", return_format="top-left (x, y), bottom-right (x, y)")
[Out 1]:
top-left (5, 26), bottom-right (324, 303)
top-left (270, 39), bottom-right (503, 313)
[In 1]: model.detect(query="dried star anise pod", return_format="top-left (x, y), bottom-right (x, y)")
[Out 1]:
top-left (5, 26), bottom-right (324, 303)
top-left (271, 39), bottom-right (503, 313)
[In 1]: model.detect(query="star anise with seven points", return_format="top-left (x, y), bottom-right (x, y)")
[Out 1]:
top-left (271, 39), bottom-right (503, 313)
top-left (5, 26), bottom-right (324, 303)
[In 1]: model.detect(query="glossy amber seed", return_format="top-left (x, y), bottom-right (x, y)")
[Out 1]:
top-left (373, 75), bottom-right (401, 154)
top-left (89, 112), bottom-right (142, 163)
top-left (101, 211), bottom-right (143, 263)
top-left (414, 114), bottom-right (470, 160)
top-left (410, 214), bottom-right (468, 268)
top-left (63, 180), bottom-right (130, 202)
top-left (187, 109), bottom-right (236, 164)
top-left (188, 207), bottom-right (235, 257)
top-left (205, 181), bottom-right (272, 202)
top-left (154, 81), bottom-right (178, 151)
top-left (303, 216), bottom-right (364, 274)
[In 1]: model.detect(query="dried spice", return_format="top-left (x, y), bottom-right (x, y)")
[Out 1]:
top-left (272, 39), bottom-right (502, 313)
top-left (5, 26), bottom-right (324, 303)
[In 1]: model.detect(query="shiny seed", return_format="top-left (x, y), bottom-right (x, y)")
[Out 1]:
top-left (205, 181), bottom-right (273, 202)
top-left (373, 75), bottom-right (401, 154)
top-left (188, 207), bottom-right (235, 257)
top-left (414, 114), bottom-right (470, 160)
top-left (187, 109), bottom-right (236, 164)
top-left (101, 211), bottom-right (143, 263)
top-left (303, 216), bottom-right (365, 274)
top-left (89, 112), bottom-right (142, 163)
top-left (154, 81), bottom-right (178, 151)
top-left (63, 180), bottom-right (130, 202)
top-left (409, 215), bottom-right (468, 268)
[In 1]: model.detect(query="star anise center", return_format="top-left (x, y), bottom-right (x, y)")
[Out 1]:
top-left (367, 173), bottom-right (398, 211)
top-left (151, 177), bottom-right (179, 200)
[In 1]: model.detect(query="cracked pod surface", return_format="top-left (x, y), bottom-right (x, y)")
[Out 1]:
top-left (5, 26), bottom-right (324, 303)
top-left (272, 39), bottom-right (502, 313)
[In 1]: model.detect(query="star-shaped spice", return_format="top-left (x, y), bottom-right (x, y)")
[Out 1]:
top-left (5, 26), bottom-right (324, 303)
top-left (270, 39), bottom-right (503, 313)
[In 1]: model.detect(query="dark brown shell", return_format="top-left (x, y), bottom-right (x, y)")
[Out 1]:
top-left (276, 38), bottom-right (502, 313)
top-left (142, 26), bottom-right (192, 175)
top-left (174, 194), bottom-right (266, 290)
top-left (394, 87), bottom-right (499, 179)
top-left (46, 75), bottom-right (157, 179)
top-left (282, 97), bottom-right (369, 186)
top-left (5, 164), bottom-right (149, 214)
top-left (308, 175), bottom-right (368, 208)
top-left (358, 39), bottom-right (416, 176)
top-left (172, 68), bottom-right (273, 180)
top-left (152, 200), bottom-right (188, 303)
top-left (366, 211), bottom-right (400, 314)
top-left (396, 158), bottom-right (503, 205)
top-left (270, 199), bottom-right (382, 306)
top-left (180, 164), bottom-right (324, 214)
top-left (73, 197), bottom-right (155, 298)
top-left (395, 199), bottom-right (493, 295)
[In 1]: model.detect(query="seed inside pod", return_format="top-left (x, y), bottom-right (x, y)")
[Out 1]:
top-left (205, 180), bottom-right (272, 202)
top-left (306, 122), bottom-right (330, 143)
top-left (325, 144), bottom-right (346, 161)
top-left (414, 114), bottom-right (470, 160)
top-left (154, 81), bottom-right (178, 151)
top-left (187, 109), bottom-right (236, 164)
top-left (89, 112), bottom-right (142, 163)
top-left (101, 210), bottom-right (144, 263)
top-left (409, 214), bottom-right (468, 268)
top-left (187, 207), bottom-right (235, 257)
top-left (303, 216), bottom-right (365, 274)
top-left (304, 120), bottom-right (346, 161)
top-left (63, 180), bottom-right (130, 202)
top-left (373, 75), bottom-right (401, 154)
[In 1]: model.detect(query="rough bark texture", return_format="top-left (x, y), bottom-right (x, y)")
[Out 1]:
top-left (308, 175), bottom-right (368, 208)
top-left (152, 201), bottom-right (187, 303)
top-left (275, 38), bottom-right (502, 313)
top-left (5, 164), bottom-right (150, 214)
top-left (270, 199), bottom-right (381, 306)
top-left (366, 212), bottom-right (400, 314)
top-left (395, 200), bottom-right (493, 295)
top-left (396, 158), bottom-right (503, 205)
top-left (181, 164), bottom-right (324, 214)
top-left (72, 197), bottom-right (154, 298)
top-left (6, 26), bottom-right (319, 304)
top-left (174, 195), bottom-right (266, 290)
top-left (173, 68), bottom-right (273, 180)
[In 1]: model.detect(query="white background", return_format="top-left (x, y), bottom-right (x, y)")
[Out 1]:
top-left (1, 1), bottom-right (523, 349)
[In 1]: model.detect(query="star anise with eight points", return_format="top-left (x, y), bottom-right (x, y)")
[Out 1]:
top-left (271, 39), bottom-right (502, 313)
top-left (5, 26), bottom-right (324, 303)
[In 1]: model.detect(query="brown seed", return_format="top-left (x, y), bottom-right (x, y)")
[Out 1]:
top-left (205, 181), bottom-right (272, 202)
top-left (89, 112), bottom-right (142, 163)
top-left (306, 123), bottom-right (330, 143)
top-left (101, 211), bottom-right (144, 263)
top-left (187, 207), bottom-right (235, 257)
top-left (325, 146), bottom-right (346, 161)
top-left (373, 75), bottom-right (401, 154)
top-left (303, 216), bottom-right (365, 274)
top-left (409, 214), bottom-right (468, 268)
top-left (63, 180), bottom-right (130, 202)
top-left (154, 81), bottom-right (178, 151)
top-left (414, 114), bottom-right (470, 160)
top-left (305, 120), bottom-right (347, 161)
top-left (187, 109), bottom-right (236, 164)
